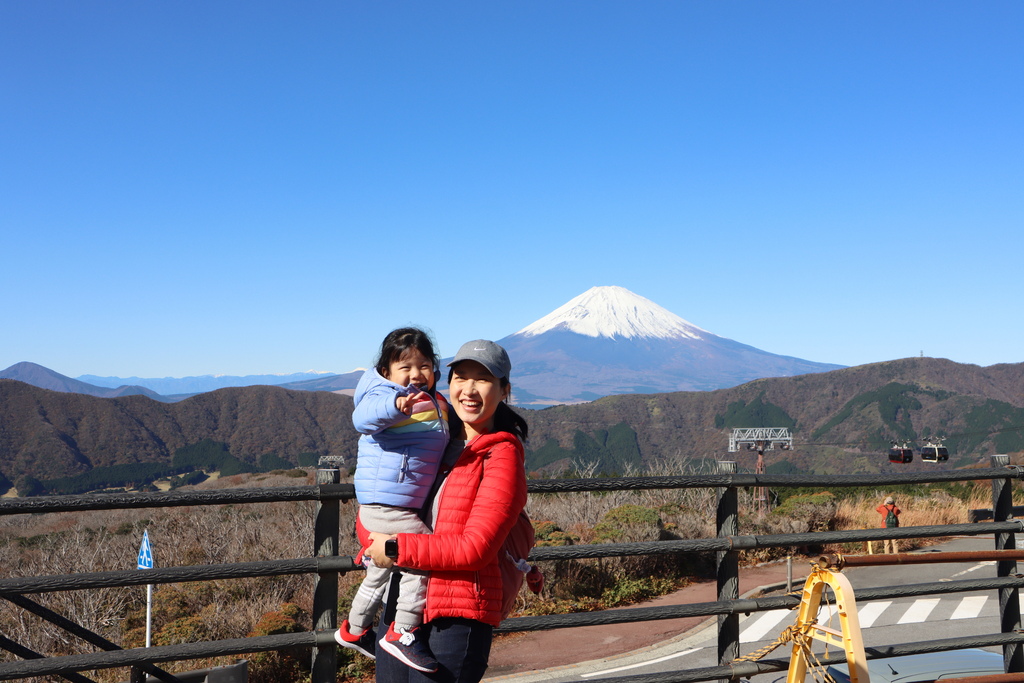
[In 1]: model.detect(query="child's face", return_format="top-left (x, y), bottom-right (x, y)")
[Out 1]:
top-left (384, 348), bottom-right (435, 390)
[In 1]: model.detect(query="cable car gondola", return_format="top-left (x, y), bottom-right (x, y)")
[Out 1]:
top-left (920, 441), bottom-right (949, 463)
top-left (888, 443), bottom-right (913, 464)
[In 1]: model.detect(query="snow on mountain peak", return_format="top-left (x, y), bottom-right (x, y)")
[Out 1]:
top-left (516, 286), bottom-right (707, 340)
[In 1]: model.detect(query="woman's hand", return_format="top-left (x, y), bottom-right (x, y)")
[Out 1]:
top-left (366, 531), bottom-right (397, 568)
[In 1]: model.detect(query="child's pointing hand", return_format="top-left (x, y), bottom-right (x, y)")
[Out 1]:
top-left (395, 387), bottom-right (427, 415)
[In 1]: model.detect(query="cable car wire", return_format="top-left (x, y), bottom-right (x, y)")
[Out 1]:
top-left (788, 422), bottom-right (1024, 450)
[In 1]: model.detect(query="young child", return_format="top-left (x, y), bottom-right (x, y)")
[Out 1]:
top-left (334, 327), bottom-right (449, 672)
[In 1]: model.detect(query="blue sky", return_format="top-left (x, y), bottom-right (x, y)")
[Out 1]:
top-left (3, 2), bottom-right (1021, 378)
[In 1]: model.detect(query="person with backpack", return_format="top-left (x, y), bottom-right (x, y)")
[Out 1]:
top-left (876, 496), bottom-right (901, 553)
top-left (362, 340), bottom-right (530, 683)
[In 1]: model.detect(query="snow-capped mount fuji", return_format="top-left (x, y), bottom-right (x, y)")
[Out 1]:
top-left (497, 286), bottom-right (843, 405)
top-left (516, 286), bottom-right (708, 341)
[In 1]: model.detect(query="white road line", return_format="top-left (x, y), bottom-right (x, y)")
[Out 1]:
top-left (951, 595), bottom-right (988, 620)
top-left (580, 648), bottom-right (701, 677)
top-left (951, 561), bottom-right (995, 578)
top-left (740, 609), bottom-right (792, 643)
top-left (816, 604), bottom-right (836, 626)
top-left (857, 601), bottom-right (892, 628)
top-left (897, 598), bottom-right (940, 624)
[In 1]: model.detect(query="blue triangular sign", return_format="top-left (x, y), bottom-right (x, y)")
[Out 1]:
top-left (137, 530), bottom-right (154, 570)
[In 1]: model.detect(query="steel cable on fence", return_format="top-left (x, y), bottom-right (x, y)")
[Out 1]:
top-left (1, 466), bottom-right (1019, 516)
top-left (0, 522), bottom-right (1014, 596)
top-left (0, 631), bottom-right (339, 681)
top-left (524, 466), bottom-right (1023, 493)
top-left (0, 556), bottom-right (361, 594)
top-left (0, 484), bottom-right (356, 515)
top-left (526, 521), bottom-right (1023, 561)
top-left (496, 573), bottom-right (1024, 633)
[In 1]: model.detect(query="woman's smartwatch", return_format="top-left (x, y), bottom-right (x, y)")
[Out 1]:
top-left (384, 539), bottom-right (399, 559)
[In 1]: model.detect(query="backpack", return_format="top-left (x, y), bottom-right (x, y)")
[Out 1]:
top-left (884, 505), bottom-right (899, 528)
top-left (499, 509), bottom-right (541, 620)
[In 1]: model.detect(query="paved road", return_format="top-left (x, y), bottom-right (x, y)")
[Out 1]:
top-left (488, 535), bottom-right (1019, 683)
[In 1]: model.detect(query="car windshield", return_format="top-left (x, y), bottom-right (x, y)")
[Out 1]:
top-left (824, 666), bottom-right (851, 683)
top-left (824, 650), bottom-right (1002, 683)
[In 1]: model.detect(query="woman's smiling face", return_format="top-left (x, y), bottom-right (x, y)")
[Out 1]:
top-left (449, 360), bottom-right (509, 439)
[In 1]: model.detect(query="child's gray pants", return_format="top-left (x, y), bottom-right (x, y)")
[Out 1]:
top-left (347, 504), bottom-right (431, 632)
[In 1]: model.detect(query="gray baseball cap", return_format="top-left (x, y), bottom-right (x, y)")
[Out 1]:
top-left (447, 340), bottom-right (512, 380)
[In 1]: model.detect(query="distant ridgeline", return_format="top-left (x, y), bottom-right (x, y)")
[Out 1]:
top-left (4, 357), bottom-right (1024, 490)
top-left (6, 440), bottom-right (318, 497)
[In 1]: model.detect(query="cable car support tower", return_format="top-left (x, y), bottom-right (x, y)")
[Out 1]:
top-left (729, 427), bottom-right (792, 514)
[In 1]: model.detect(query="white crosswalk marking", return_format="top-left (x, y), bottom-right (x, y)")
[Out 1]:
top-left (951, 595), bottom-right (988, 620)
top-left (735, 595), bottom-right (997, 645)
top-left (897, 598), bottom-right (940, 624)
top-left (856, 601), bottom-right (892, 628)
top-left (740, 609), bottom-right (793, 643)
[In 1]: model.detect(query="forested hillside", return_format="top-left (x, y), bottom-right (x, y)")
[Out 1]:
top-left (522, 358), bottom-right (1024, 475)
top-left (0, 380), bottom-right (356, 492)
top-left (2, 357), bottom-right (1024, 494)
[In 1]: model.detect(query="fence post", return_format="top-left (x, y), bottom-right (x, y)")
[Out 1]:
top-left (716, 460), bottom-right (739, 680)
top-left (311, 462), bottom-right (342, 682)
top-left (991, 453), bottom-right (1023, 673)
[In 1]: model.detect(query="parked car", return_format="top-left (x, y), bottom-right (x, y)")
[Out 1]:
top-left (824, 649), bottom-right (1003, 683)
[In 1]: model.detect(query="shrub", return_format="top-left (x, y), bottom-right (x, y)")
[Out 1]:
top-left (154, 614), bottom-right (211, 646)
top-left (602, 577), bottom-right (680, 607)
top-left (247, 603), bottom-right (310, 683)
top-left (533, 520), bottom-right (575, 546)
top-left (593, 504), bottom-right (662, 543)
top-left (249, 602), bottom-right (305, 636)
top-left (771, 491), bottom-right (838, 533)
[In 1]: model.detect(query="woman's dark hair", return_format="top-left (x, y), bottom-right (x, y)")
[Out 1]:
top-left (375, 327), bottom-right (440, 380)
top-left (445, 370), bottom-right (529, 441)
top-left (493, 402), bottom-right (529, 441)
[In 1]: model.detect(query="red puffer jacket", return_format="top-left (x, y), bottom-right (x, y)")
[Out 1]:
top-left (395, 431), bottom-right (527, 626)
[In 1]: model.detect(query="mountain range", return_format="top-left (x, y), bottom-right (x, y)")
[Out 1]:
top-left (2, 357), bottom-right (1024, 494)
top-left (492, 286), bottom-right (842, 404)
top-left (77, 370), bottom-right (353, 397)
top-left (2, 286), bottom-right (841, 405)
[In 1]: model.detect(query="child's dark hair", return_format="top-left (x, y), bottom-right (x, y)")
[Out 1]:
top-left (446, 370), bottom-right (529, 441)
top-left (375, 327), bottom-right (440, 380)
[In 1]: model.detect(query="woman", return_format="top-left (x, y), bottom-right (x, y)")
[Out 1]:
top-left (363, 339), bottom-right (529, 683)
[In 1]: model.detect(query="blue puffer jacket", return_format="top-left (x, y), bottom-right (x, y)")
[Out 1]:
top-left (352, 368), bottom-right (450, 508)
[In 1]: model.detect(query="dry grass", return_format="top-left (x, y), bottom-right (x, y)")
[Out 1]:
top-left (526, 459), bottom-right (718, 542)
top-left (819, 487), bottom-right (993, 555)
top-left (0, 469), bottom-right (369, 683)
